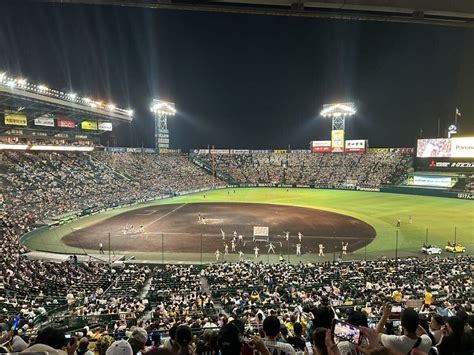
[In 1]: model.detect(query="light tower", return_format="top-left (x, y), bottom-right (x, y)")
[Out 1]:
top-left (150, 99), bottom-right (176, 152)
top-left (320, 102), bottom-right (356, 152)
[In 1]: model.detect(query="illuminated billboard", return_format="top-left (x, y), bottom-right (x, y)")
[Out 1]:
top-left (311, 140), bottom-right (331, 153)
top-left (417, 138), bottom-right (474, 158)
top-left (345, 139), bottom-right (366, 152)
top-left (331, 130), bottom-right (345, 153)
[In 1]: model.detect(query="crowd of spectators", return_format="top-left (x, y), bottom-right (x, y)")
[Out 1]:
top-left (1, 150), bottom-right (473, 354)
top-left (197, 151), bottom-right (412, 187)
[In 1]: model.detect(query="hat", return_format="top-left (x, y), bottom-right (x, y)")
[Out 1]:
top-left (130, 328), bottom-right (147, 343)
top-left (218, 319), bottom-right (244, 352)
top-left (106, 340), bottom-right (133, 355)
top-left (12, 335), bottom-right (28, 352)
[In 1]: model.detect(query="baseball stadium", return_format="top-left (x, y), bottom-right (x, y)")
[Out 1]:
top-left (0, 1), bottom-right (473, 355)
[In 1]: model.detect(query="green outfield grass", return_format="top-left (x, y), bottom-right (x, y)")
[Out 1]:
top-left (24, 188), bottom-right (473, 262)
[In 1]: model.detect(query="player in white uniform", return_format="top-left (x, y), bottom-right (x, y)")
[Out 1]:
top-left (298, 232), bottom-right (303, 242)
top-left (341, 242), bottom-right (348, 255)
top-left (254, 246), bottom-right (260, 258)
top-left (221, 229), bottom-right (225, 240)
top-left (238, 234), bottom-right (243, 243)
top-left (238, 250), bottom-right (244, 261)
top-left (318, 243), bottom-right (325, 257)
top-left (267, 242), bottom-right (276, 254)
top-left (283, 231), bottom-right (290, 241)
top-left (296, 243), bottom-right (301, 256)
top-left (215, 249), bottom-right (221, 261)
top-left (139, 225), bottom-right (144, 233)
top-left (233, 231), bottom-right (237, 239)
top-left (224, 243), bottom-right (229, 255)
top-left (231, 239), bottom-right (236, 252)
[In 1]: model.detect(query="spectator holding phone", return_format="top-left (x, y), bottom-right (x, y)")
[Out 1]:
top-left (436, 316), bottom-right (474, 354)
top-left (375, 304), bottom-right (432, 354)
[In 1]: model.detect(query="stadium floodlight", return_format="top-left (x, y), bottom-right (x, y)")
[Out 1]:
top-left (320, 103), bottom-right (356, 117)
top-left (320, 102), bottom-right (356, 131)
top-left (106, 104), bottom-right (116, 111)
top-left (37, 84), bottom-right (48, 91)
top-left (0, 72), bottom-right (5, 80)
top-left (17, 78), bottom-right (27, 86)
top-left (126, 109), bottom-right (134, 116)
top-left (150, 100), bottom-right (176, 116)
top-left (68, 92), bottom-right (77, 100)
top-left (6, 80), bottom-right (16, 88)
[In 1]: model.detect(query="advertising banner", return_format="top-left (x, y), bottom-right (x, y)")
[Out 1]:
top-left (407, 175), bottom-right (457, 188)
top-left (230, 149), bottom-right (250, 154)
top-left (292, 149), bottom-right (311, 153)
top-left (81, 121), bottom-right (98, 130)
top-left (331, 130), bottom-right (345, 152)
top-left (274, 150), bottom-right (287, 154)
top-left (251, 150), bottom-right (270, 154)
top-left (34, 116), bottom-right (55, 127)
top-left (210, 149), bottom-right (230, 154)
top-left (75, 134), bottom-right (88, 139)
top-left (345, 139), bottom-right (366, 152)
top-left (367, 148), bottom-right (389, 153)
top-left (4, 113), bottom-right (27, 126)
top-left (98, 121), bottom-right (113, 131)
top-left (56, 117), bottom-right (75, 129)
top-left (451, 137), bottom-right (474, 158)
top-left (310, 140), bottom-right (331, 153)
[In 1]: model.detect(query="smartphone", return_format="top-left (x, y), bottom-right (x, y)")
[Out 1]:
top-left (11, 315), bottom-right (21, 330)
top-left (332, 320), bottom-right (362, 345)
top-left (305, 341), bottom-right (313, 355)
top-left (391, 305), bottom-right (402, 313)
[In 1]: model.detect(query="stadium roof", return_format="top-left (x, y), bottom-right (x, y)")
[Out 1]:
top-left (37, 0), bottom-right (474, 28)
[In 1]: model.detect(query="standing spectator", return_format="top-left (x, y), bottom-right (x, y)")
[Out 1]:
top-left (430, 314), bottom-right (444, 344)
top-left (436, 316), bottom-right (474, 354)
top-left (262, 316), bottom-right (296, 355)
top-left (376, 305), bottom-right (432, 353)
top-left (75, 338), bottom-right (94, 355)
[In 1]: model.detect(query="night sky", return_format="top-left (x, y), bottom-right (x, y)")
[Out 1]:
top-left (0, 2), bottom-right (473, 149)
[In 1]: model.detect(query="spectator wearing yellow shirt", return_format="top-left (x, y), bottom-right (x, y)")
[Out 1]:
top-left (392, 290), bottom-right (402, 303)
top-left (424, 289), bottom-right (433, 306)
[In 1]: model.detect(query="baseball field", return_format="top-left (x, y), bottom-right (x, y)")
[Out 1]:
top-left (23, 188), bottom-right (473, 263)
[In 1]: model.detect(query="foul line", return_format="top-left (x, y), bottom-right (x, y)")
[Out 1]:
top-left (144, 204), bottom-right (188, 228)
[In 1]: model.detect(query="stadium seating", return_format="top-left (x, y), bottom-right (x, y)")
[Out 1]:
top-left (195, 151), bottom-right (412, 186)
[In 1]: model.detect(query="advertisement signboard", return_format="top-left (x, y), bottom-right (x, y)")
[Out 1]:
top-left (345, 139), bottom-right (366, 152)
top-left (98, 121), bottom-right (113, 131)
top-left (81, 121), bottom-right (98, 130)
top-left (407, 175), bottom-right (457, 188)
top-left (4, 113), bottom-right (27, 126)
top-left (331, 130), bottom-right (345, 152)
top-left (56, 117), bottom-right (75, 128)
top-left (34, 115), bottom-right (55, 127)
top-left (310, 140), bottom-right (331, 153)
